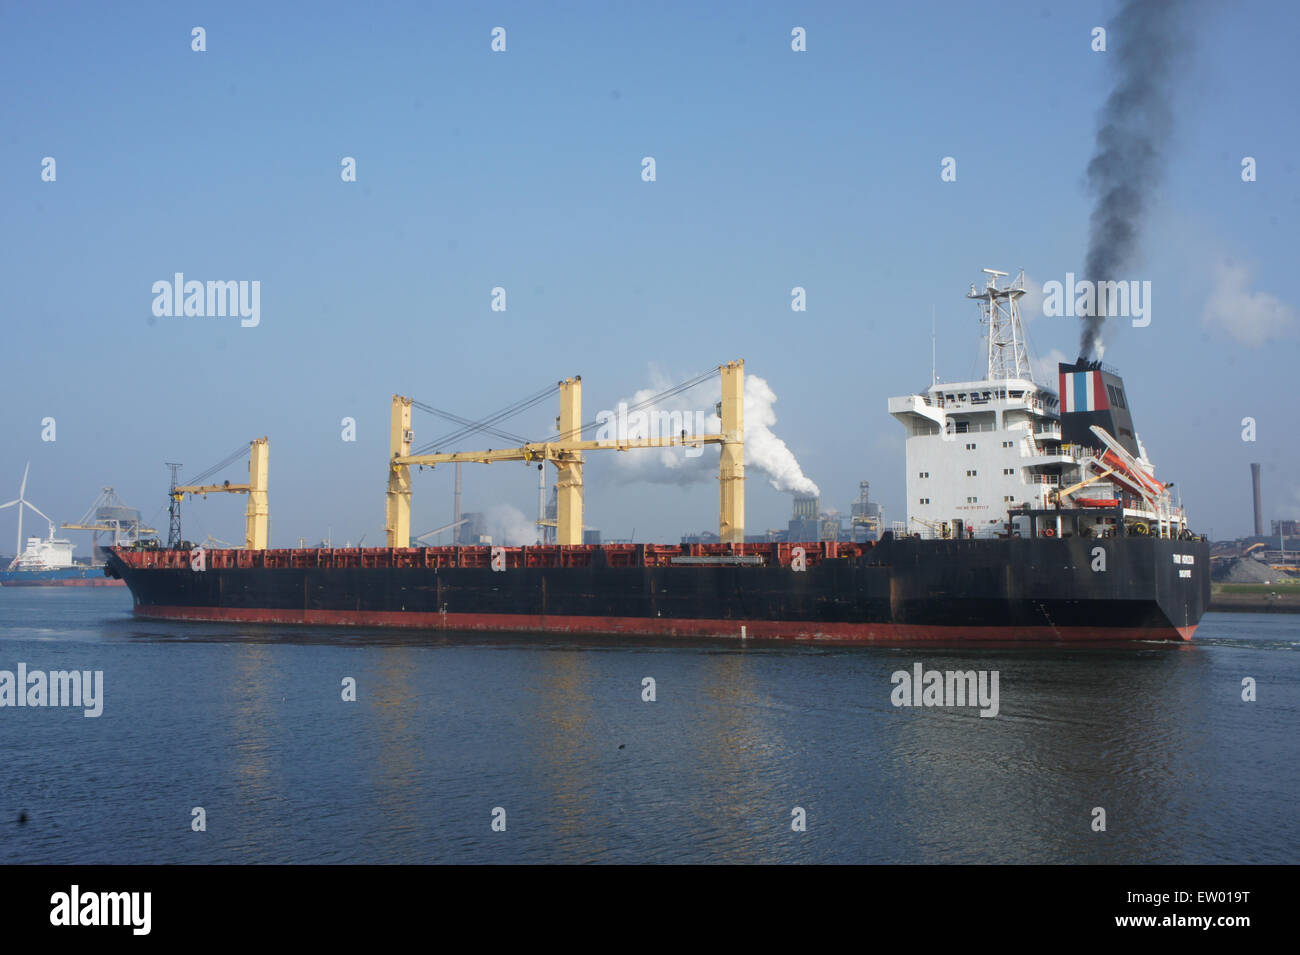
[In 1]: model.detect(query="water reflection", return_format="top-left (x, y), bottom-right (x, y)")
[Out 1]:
top-left (530, 651), bottom-right (610, 861)
top-left (364, 647), bottom-right (422, 849)
top-left (687, 652), bottom-right (794, 863)
top-left (226, 642), bottom-right (277, 857)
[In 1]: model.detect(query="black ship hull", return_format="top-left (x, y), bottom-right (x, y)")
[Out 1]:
top-left (106, 535), bottom-right (1209, 643)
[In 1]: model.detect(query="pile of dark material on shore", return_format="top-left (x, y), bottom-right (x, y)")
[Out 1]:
top-left (1213, 557), bottom-right (1297, 584)
top-left (1210, 559), bottom-right (1300, 613)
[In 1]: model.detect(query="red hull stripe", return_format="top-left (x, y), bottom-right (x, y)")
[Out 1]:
top-left (133, 605), bottom-right (1196, 643)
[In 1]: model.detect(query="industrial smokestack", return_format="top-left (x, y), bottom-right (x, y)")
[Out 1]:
top-left (1251, 463), bottom-right (1263, 537)
top-left (1079, 0), bottom-right (1190, 358)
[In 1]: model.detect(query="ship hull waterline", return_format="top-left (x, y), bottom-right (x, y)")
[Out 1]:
top-left (127, 603), bottom-right (1196, 643)
top-left (0, 569), bottom-right (125, 587)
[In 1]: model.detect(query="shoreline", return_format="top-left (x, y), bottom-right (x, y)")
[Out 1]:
top-left (1209, 586), bottom-right (1300, 613)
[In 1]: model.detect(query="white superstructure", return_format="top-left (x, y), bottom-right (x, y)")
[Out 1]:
top-left (9, 534), bottom-right (75, 572)
top-left (889, 269), bottom-right (1190, 541)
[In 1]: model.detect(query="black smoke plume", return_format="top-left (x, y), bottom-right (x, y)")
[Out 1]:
top-left (1080, 0), bottom-right (1189, 359)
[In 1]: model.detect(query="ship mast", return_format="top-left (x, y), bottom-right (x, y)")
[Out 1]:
top-left (967, 268), bottom-right (1030, 381)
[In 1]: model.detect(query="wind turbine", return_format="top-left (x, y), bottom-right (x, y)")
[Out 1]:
top-left (0, 463), bottom-right (56, 568)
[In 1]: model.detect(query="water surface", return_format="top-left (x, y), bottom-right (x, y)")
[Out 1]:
top-left (1, 588), bottom-right (1294, 863)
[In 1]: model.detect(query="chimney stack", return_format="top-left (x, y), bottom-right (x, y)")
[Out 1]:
top-left (1251, 463), bottom-right (1263, 537)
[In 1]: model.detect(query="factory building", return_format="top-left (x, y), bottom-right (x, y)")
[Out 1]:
top-left (681, 481), bottom-right (884, 545)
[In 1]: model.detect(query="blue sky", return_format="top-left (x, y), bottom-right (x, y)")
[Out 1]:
top-left (2, 0), bottom-right (1297, 552)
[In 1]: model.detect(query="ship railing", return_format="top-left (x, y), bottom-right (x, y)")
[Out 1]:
top-left (121, 540), bottom-right (875, 572)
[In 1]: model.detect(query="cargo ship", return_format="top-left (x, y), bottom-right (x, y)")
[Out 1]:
top-left (106, 270), bottom-right (1210, 642)
top-left (0, 533), bottom-right (124, 587)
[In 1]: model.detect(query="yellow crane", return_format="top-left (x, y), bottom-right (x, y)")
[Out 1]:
top-left (1053, 466), bottom-right (1117, 504)
top-left (171, 437), bottom-right (270, 550)
top-left (909, 515), bottom-right (957, 538)
top-left (386, 361), bottom-right (745, 547)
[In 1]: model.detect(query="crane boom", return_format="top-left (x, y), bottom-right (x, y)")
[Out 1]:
top-left (1056, 467), bottom-right (1117, 501)
top-left (167, 438), bottom-right (270, 550)
top-left (386, 361), bottom-right (746, 548)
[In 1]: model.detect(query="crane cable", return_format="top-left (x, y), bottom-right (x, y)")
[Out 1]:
top-left (185, 443), bottom-right (251, 486)
top-left (552, 366), bottom-right (721, 444)
top-left (408, 365), bottom-right (722, 456)
top-left (410, 383), bottom-right (558, 454)
top-left (410, 402), bottom-right (529, 447)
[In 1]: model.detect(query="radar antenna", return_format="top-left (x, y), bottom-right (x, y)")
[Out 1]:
top-left (967, 268), bottom-right (1031, 381)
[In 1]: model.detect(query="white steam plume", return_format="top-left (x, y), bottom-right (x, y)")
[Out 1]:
top-left (482, 504), bottom-right (537, 545)
top-left (743, 374), bottom-right (820, 496)
top-left (605, 369), bottom-right (819, 496)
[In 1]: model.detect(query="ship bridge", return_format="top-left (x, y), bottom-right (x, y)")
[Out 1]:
top-left (889, 269), bottom-right (1189, 541)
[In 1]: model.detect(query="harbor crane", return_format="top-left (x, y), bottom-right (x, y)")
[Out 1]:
top-left (386, 360), bottom-right (746, 547)
top-left (62, 487), bottom-right (157, 557)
